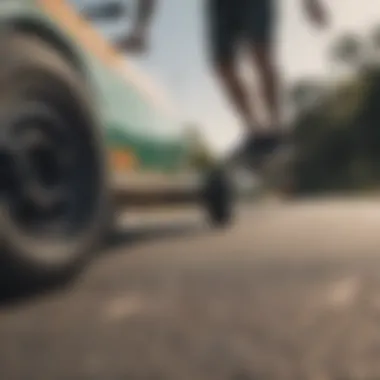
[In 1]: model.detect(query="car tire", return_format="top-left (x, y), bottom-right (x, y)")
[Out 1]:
top-left (202, 167), bottom-right (234, 228)
top-left (0, 34), bottom-right (109, 287)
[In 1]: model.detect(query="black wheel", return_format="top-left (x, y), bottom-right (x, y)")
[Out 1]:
top-left (0, 34), bottom-right (109, 287)
top-left (202, 167), bottom-right (234, 228)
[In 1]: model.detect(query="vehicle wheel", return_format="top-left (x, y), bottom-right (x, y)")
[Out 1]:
top-left (202, 167), bottom-right (234, 228)
top-left (0, 34), bottom-right (109, 287)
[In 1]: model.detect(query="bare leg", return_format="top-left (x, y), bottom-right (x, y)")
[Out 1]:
top-left (213, 61), bottom-right (258, 133)
top-left (250, 44), bottom-right (281, 131)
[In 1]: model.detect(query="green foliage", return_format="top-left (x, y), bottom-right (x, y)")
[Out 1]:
top-left (370, 25), bottom-right (380, 52)
top-left (288, 27), bottom-right (380, 195)
top-left (290, 79), bottom-right (326, 113)
top-left (329, 33), bottom-right (363, 66)
top-left (291, 66), bottom-right (380, 195)
top-left (184, 124), bottom-right (216, 171)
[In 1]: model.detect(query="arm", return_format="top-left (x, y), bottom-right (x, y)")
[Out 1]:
top-left (133, 0), bottom-right (157, 35)
top-left (119, 0), bottom-right (158, 53)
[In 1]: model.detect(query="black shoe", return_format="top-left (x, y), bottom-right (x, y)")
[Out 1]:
top-left (225, 131), bottom-right (288, 171)
top-left (240, 132), bottom-right (285, 170)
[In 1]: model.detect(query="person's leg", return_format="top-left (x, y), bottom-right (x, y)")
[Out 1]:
top-left (232, 0), bottom-right (285, 169)
top-left (213, 61), bottom-right (257, 131)
top-left (245, 0), bottom-right (281, 131)
top-left (251, 44), bottom-right (281, 130)
top-left (207, 0), bottom-right (258, 132)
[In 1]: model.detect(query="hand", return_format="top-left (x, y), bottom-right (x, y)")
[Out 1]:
top-left (304, 0), bottom-right (329, 29)
top-left (117, 28), bottom-right (149, 54)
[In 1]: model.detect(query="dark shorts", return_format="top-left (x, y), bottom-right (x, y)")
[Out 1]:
top-left (207, 0), bottom-right (276, 64)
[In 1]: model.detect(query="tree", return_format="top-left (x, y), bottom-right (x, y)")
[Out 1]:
top-left (287, 28), bottom-right (380, 195)
top-left (368, 25), bottom-right (380, 65)
top-left (184, 124), bottom-right (215, 171)
top-left (329, 33), bottom-right (364, 70)
top-left (288, 78), bottom-right (326, 114)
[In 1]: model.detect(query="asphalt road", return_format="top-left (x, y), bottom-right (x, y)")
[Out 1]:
top-left (2, 198), bottom-right (380, 380)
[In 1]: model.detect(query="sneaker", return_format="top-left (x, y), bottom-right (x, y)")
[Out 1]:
top-left (252, 133), bottom-right (286, 169)
top-left (236, 131), bottom-right (285, 170)
top-left (225, 130), bottom-right (290, 171)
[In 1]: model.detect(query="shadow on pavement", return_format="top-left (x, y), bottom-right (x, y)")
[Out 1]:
top-left (105, 219), bottom-right (205, 253)
top-left (0, 218), bottom-right (205, 309)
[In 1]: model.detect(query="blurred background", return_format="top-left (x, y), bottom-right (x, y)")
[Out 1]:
top-left (3, 1), bottom-right (380, 380)
top-left (74, 0), bottom-right (380, 196)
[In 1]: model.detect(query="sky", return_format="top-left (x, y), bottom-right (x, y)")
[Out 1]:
top-left (77, 0), bottom-right (380, 153)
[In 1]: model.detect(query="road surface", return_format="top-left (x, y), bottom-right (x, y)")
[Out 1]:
top-left (2, 198), bottom-right (380, 380)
